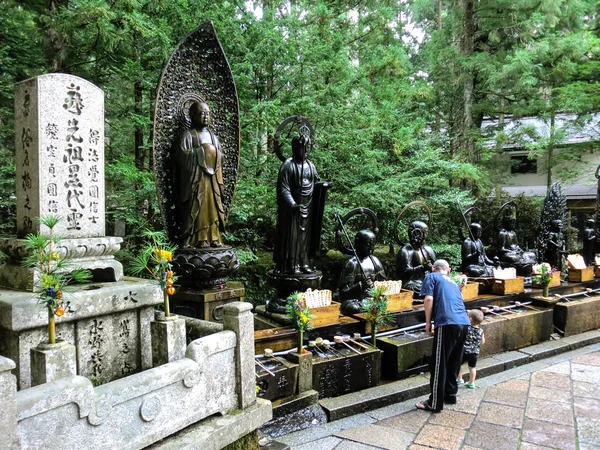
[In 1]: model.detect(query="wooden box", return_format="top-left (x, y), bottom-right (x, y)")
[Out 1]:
top-left (461, 281), bottom-right (480, 302)
top-left (171, 282), bottom-right (244, 323)
top-left (310, 301), bottom-right (341, 327)
top-left (532, 271), bottom-right (561, 289)
top-left (568, 267), bottom-right (595, 282)
top-left (492, 277), bottom-right (525, 295)
top-left (386, 290), bottom-right (414, 312)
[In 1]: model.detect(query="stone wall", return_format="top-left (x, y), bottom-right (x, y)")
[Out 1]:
top-left (0, 302), bottom-right (271, 450)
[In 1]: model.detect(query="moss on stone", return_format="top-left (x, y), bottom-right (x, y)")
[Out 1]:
top-left (222, 430), bottom-right (259, 450)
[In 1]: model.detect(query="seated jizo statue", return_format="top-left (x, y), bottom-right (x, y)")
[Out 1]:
top-left (497, 214), bottom-right (537, 276)
top-left (338, 230), bottom-right (386, 316)
top-left (396, 221), bottom-right (436, 293)
top-left (461, 223), bottom-right (496, 277)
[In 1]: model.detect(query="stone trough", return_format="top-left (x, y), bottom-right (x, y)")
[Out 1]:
top-left (551, 292), bottom-right (600, 336)
top-left (378, 304), bottom-right (553, 379)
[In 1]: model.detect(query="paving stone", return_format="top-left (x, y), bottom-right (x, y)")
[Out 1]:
top-left (579, 444), bottom-right (600, 450)
top-left (574, 396), bottom-right (600, 418)
top-left (496, 378), bottom-right (530, 391)
top-left (427, 410), bottom-right (474, 429)
top-left (413, 424), bottom-right (465, 450)
top-left (445, 392), bottom-right (483, 414)
top-left (407, 446), bottom-right (431, 450)
top-left (529, 385), bottom-right (573, 403)
top-left (334, 424), bottom-right (415, 450)
top-left (277, 414), bottom-right (376, 447)
top-left (540, 361), bottom-right (571, 375)
top-left (571, 351), bottom-right (600, 366)
top-left (461, 446), bottom-right (484, 450)
top-left (521, 418), bottom-right (576, 450)
top-left (334, 441), bottom-right (383, 450)
top-left (525, 397), bottom-right (575, 426)
top-left (476, 401), bottom-right (524, 428)
top-left (483, 384), bottom-right (528, 407)
top-left (571, 363), bottom-right (600, 384)
top-left (463, 420), bottom-right (520, 450)
top-left (577, 417), bottom-right (600, 446)
top-left (289, 436), bottom-right (341, 450)
top-left (377, 410), bottom-right (429, 433)
top-left (516, 373), bottom-right (532, 380)
top-left (530, 371), bottom-right (571, 389)
top-left (519, 443), bottom-right (554, 450)
top-left (573, 381), bottom-right (600, 400)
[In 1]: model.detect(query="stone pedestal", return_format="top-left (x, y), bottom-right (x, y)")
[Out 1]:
top-left (223, 302), bottom-right (256, 409)
top-left (170, 282), bottom-right (244, 323)
top-left (0, 356), bottom-right (19, 449)
top-left (287, 351), bottom-right (313, 394)
top-left (0, 278), bottom-right (162, 389)
top-left (266, 271), bottom-right (323, 314)
top-left (30, 340), bottom-right (76, 387)
top-left (151, 315), bottom-right (186, 367)
top-left (172, 247), bottom-right (240, 288)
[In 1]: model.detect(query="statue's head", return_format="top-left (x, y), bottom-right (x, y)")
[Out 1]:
top-left (502, 214), bottom-right (516, 230)
top-left (551, 219), bottom-right (562, 231)
top-left (469, 222), bottom-right (483, 239)
top-left (408, 221), bottom-right (428, 246)
top-left (291, 135), bottom-right (309, 161)
top-left (190, 102), bottom-right (210, 127)
top-left (587, 218), bottom-right (595, 228)
top-left (355, 229), bottom-right (376, 258)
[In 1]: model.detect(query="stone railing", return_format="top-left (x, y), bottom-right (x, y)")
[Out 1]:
top-left (0, 302), bottom-right (268, 450)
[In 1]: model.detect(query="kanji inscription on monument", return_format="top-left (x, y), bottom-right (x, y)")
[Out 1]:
top-left (14, 74), bottom-right (105, 238)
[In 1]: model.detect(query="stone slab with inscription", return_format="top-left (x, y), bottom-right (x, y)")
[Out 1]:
top-left (0, 277), bottom-right (161, 389)
top-left (0, 73), bottom-right (123, 290)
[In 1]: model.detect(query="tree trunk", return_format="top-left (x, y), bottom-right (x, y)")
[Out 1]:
top-left (460, 0), bottom-right (476, 161)
top-left (547, 112), bottom-right (555, 188)
top-left (134, 79), bottom-right (144, 171)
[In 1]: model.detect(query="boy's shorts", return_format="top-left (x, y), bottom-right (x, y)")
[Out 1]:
top-left (462, 353), bottom-right (478, 368)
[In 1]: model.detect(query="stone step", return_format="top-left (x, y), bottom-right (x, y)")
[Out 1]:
top-left (319, 328), bottom-right (600, 421)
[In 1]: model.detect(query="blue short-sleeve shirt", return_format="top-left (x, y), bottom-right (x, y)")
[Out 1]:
top-left (420, 272), bottom-right (470, 327)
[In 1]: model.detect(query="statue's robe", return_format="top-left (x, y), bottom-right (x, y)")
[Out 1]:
top-left (273, 157), bottom-right (319, 273)
top-left (397, 243), bottom-right (436, 292)
top-left (338, 255), bottom-right (385, 315)
top-left (461, 238), bottom-right (494, 277)
top-left (176, 128), bottom-right (225, 247)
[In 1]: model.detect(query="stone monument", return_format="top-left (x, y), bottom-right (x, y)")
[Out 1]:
top-left (266, 116), bottom-right (330, 314)
top-left (395, 201), bottom-right (436, 294)
top-left (336, 208), bottom-right (386, 316)
top-left (0, 74), bottom-right (123, 291)
top-left (0, 73), bottom-right (162, 389)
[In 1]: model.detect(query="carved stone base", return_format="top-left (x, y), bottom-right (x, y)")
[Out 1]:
top-left (30, 340), bottom-right (76, 387)
top-left (0, 236), bottom-right (124, 291)
top-left (266, 271), bottom-right (323, 314)
top-left (172, 246), bottom-right (240, 288)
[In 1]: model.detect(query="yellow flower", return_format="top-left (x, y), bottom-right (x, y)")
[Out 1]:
top-left (49, 252), bottom-right (61, 261)
top-left (154, 249), bottom-right (173, 262)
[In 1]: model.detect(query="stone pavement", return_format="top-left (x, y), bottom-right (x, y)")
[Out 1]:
top-left (276, 342), bottom-right (600, 450)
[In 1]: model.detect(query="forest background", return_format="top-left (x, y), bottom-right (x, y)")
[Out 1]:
top-left (1, 0), bottom-right (599, 297)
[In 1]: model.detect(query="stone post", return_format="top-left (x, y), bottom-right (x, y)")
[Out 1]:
top-left (0, 356), bottom-right (20, 449)
top-left (287, 351), bottom-right (313, 394)
top-left (30, 340), bottom-right (77, 387)
top-left (223, 302), bottom-right (255, 409)
top-left (151, 315), bottom-right (186, 367)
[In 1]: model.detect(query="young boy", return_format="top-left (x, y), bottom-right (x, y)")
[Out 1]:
top-left (458, 309), bottom-right (485, 388)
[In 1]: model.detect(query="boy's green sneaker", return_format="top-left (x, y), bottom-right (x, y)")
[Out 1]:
top-left (457, 379), bottom-right (464, 384)
top-left (466, 383), bottom-right (475, 389)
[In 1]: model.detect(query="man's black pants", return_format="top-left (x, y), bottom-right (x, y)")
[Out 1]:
top-left (428, 324), bottom-right (469, 411)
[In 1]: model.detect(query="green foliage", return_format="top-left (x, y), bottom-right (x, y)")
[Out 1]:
top-left (22, 215), bottom-right (92, 319)
top-left (362, 285), bottom-right (392, 331)
top-left (532, 263), bottom-right (555, 286)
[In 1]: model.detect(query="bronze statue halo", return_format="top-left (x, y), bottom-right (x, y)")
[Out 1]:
top-left (494, 200), bottom-right (517, 229)
top-left (274, 115), bottom-right (314, 162)
top-left (335, 207), bottom-right (379, 256)
top-left (464, 206), bottom-right (482, 224)
top-left (393, 201), bottom-right (432, 246)
top-left (595, 164), bottom-right (600, 180)
top-left (177, 92), bottom-right (207, 128)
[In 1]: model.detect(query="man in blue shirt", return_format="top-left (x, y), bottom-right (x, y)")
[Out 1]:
top-left (416, 259), bottom-right (470, 413)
